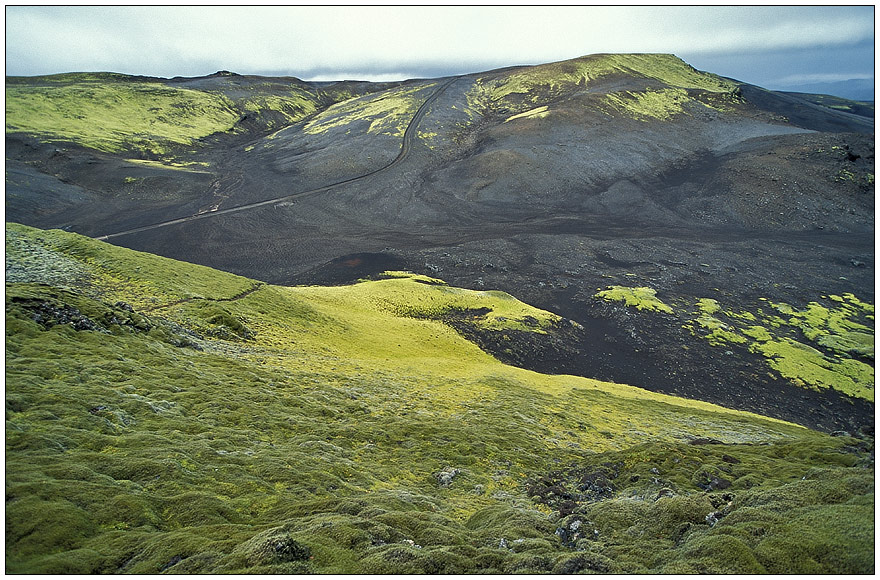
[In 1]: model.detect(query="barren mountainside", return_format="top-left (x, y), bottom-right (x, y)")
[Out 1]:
top-left (5, 53), bottom-right (875, 573)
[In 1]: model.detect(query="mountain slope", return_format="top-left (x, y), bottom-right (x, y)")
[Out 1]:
top-left (5, 222), bottom-right (874, 574)
top-left (6, 54), bottom-right (873, 237)
top-left (5, 53), bottom-right (874, 430)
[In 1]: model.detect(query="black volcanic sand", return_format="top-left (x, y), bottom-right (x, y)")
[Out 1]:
top-left (282, 220), bottom-right (873, 435)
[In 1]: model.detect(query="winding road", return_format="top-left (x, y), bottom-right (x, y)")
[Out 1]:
top-left (96, 76), bottom-right (459, 241)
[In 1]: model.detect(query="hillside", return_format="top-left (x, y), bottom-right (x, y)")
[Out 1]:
top-left (6, 54), bottom-right (874, 431)
top-left (5, 222), bottom-right (874, 574)
top-left (5, 53), bottom-right (875, 572)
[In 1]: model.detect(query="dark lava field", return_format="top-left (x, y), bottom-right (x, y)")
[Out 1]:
top-left (6, 54), bottom-right (875, 433)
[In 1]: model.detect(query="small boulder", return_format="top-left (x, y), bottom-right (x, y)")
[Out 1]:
top-left (435, 466), bottom-right (461, 487)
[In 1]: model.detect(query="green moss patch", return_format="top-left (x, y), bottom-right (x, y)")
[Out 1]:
top-left (5, 80), bottom-right (241, 154)
top-left (596, 285), bottom-right (674, 313)
top-left (5, 223), bottom-right (873, 573)
top-left (304, 83), bottom-right (436, 137)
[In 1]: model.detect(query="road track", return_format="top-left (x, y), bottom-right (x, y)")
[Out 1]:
top-left (96, 76), bottom-right (459, 241)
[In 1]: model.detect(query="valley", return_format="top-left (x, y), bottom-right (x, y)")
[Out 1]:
top-left (5, 53), bottom-right (874, 573)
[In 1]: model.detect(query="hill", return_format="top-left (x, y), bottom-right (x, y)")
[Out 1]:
top-left (6, 53), bottom-right (874, 433)
top-left (5, 222), bottom-right (873, 573)
top-left (5, 54), bottom-right (875, 572)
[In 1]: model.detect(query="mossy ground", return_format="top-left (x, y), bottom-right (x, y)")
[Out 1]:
top-left (597, 285), bottom-right (674, 313)
top-left (597, 285), bottom-right (874, 402)
top-left (5, 224), bottom-right (874, 573)
top-left (303, 83), bottom-right (437, 138)
top-left (5, 80), bottom-right (241, 155)
top-left (5, 73), bottom-right (363, 157)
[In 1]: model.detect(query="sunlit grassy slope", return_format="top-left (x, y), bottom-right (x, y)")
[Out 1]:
top-left (303, 82), bottom-right (437, 138)
top-left (5, 77), bottom-right (241, 154)
top-left (5, 223), bottom-right (874, 574)
top-left (5, 73), bottom-right (344, 156)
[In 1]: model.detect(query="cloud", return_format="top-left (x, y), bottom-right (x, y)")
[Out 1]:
top-left (4, 5), bottom-right (874, 84)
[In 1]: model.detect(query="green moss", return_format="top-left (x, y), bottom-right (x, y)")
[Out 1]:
top-left (680, 293), bottom-right (875, 400)
top-left (504, 106), bottom-right (550, 123)
top-left (304, 83), bottom-right (436, 137)
top-left (241, 91), bottom-right (319, 124)
top-left (5, 80), bottom-right (241, 154)
top-left (5, 222), bottom-right (872, 574)
top-left (691, 300), bottom-right (748, 346)
top-left (750, 339), bottom-right (874, 401)
top-left (604, 88), bottom-right (697, 121)
top-left (672, 535), bottom-right (767, 573)
top-left (6, 222), bottom-right (255, 309)
top-left (697, 298), bottom-right (721, 315)
top-left (466, 53), bottom-right (739, 119)
top-left (596, 285), bottom-right (673, 313)
top-left (122, 158), bottom-right (212, 173)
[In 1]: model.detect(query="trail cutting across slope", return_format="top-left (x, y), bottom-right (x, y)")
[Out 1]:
top-left (95, 76), bottom-right (460, 241)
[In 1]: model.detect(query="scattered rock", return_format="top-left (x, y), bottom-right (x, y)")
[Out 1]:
top-left (688, 437), bottom-right (724, 445)
top-left (435, 466), bottom-right (461, 487)
top-left (707, 476), bottom-right (731, 491)
top-left (551, 551), bottom-right (612, 574)
top-left (555, 515), bottom-right (599, 548)
top-left (158, 555), bottom-right (184, 572)
top-left (25, 300), bottom-right (102, 331)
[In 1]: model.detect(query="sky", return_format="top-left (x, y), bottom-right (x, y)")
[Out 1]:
top-left (5, 5), bottom-right (875, 98)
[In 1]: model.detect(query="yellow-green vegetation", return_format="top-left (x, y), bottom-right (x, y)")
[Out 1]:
top-left (5, 79), bottom-right (241, 154)
top-left (5, 74), bottom-right (346, 156)
top-left (123, 159), bottom-right (211, 173)
top-left (603, 88), bottom-right (697, 121)
top-left (5, 222), bottom-right (255, 309)
top-left (417, 130), bottom-right (439, 149)
top-left (504, 105), bottom-right (550, 123)
top-left (5, 223), bottom-right (874, 574)
top-left (297, 272), bottom-right (560, 335)
top-left (597, 285), bottom-right (674, 313)
top-left (466, 53), bottom-right (739, 119)
top-left (600, 286), bottom-right (873, 401)
top-left (694, 298), bottom-right (749, 347)
top-left (691, 294), bottom-right (874, 401)
top-left (304, 83), bottom-right (436, 137)
top-left (240, 91), bottom-right (319, 125)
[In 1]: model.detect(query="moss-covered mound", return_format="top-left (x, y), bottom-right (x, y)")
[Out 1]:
top-left (5, 223), bottom-right (874, 573)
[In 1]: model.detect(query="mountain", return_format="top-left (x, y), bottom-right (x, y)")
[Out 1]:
top-left (774, 77), bottom-right (875, 103)
top-left (5, 222), bottom-right (873, 574)
top-left (6, 54), bottom-right (873, 431)
top-left (5, 54), bottom-right (875, 573)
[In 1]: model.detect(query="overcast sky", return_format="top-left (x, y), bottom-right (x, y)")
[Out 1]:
top-left (5, 5), bottom-right (874, 95)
